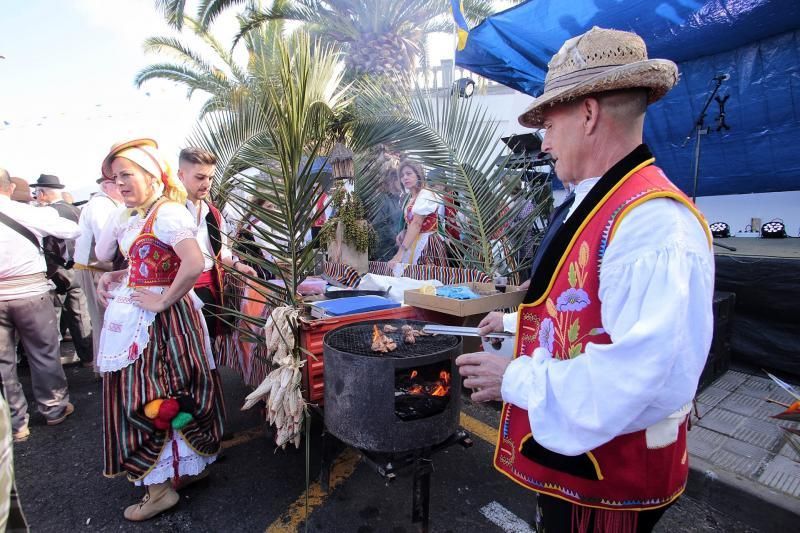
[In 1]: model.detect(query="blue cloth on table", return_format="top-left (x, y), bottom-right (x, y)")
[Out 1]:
top-left (436, 285), bottom-right (480, 300)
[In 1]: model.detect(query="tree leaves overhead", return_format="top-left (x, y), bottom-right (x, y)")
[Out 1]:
top-left (187, 32), bottom-right (347, 303)
top-left (155, 0), bottom-right (524, 82)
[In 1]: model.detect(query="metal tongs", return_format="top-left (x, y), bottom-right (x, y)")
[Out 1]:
top-left (422, 325), bottom-right (513, 340)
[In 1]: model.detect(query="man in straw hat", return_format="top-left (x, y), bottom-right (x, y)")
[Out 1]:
top-left (456, 27), bottom-right (714, 532)
top-left (72, 175), bottom-right (124, 365)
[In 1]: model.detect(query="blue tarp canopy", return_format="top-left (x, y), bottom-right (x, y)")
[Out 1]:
top-left (456, 0), bottom-right (800, 196)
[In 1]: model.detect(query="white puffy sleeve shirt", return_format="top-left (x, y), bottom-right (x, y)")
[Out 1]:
top-left (411, 188), bottom-right (441, 217)
top-left (501, 190), bottom-right (714, 456)
top-left (74, 194), bottom-right (119, 264)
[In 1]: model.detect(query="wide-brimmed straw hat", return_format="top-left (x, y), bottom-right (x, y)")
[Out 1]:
top-left (101, 138), bottom-right (158, 180)
top-left (518, 26), bottom-right (678, 128)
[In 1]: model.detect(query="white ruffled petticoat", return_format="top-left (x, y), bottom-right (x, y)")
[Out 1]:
top-left (134, 433), bottom-right (217, 486)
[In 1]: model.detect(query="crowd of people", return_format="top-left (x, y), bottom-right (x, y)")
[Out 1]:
top-left (0, 26), bottom-right (716, 533)
top-left (0, 140), bottom-right (261, 521)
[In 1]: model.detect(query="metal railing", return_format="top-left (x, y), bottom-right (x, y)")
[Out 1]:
top-left (416, 59), bottom-right (506, 93)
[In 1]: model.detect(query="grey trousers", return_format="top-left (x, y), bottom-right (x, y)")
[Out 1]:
top-left (76, 269), bottom-right (104, 360)
top-left (52, 270), bottom-right (93, 363)
top-left (0, 293), bottom-right (70, 432)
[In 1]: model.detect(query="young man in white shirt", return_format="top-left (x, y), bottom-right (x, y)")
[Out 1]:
top-left (0, 169), bottom-right (81, 442)
top-left (456, 28), bottom-right (714, 532)
top-left (73, 176), bottom-right (124, 363)
top-left (177, 148), bottom-right (256, 361)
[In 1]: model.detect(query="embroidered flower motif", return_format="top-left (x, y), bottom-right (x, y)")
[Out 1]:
top-left (538, 318), bottom-right (555, 354)
top-left (162, 261), bottom-right (171, 271)
top-left (556, 287), bottom-right (590, 312)
top-left (138, 244), bottom-right (151, 259)
top-left (139, 263), bottom-right (149, 277)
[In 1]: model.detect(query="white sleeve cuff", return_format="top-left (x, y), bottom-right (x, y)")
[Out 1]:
top-left (501, 356), bottom-right (534, 409)
top-left (502, 312), bottom-right (518, 333)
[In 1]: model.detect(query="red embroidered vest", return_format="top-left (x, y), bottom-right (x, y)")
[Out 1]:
top-left (198, 200), bottom-right (225, 307)
top-left (495, 162), bottom-right (711, 511)
top-left (128, 201), bottom-right (181, 287)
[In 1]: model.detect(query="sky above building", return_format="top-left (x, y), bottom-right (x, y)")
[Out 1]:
top-left (0, 0), bottom-right (210, 199)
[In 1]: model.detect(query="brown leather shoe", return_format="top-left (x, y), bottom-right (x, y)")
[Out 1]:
top-left (13, 425), bottom-right (30, 443)
top-left (124, 482), bottom-right (179, 521)
top-left (46, 402), bottom-right (75, 426)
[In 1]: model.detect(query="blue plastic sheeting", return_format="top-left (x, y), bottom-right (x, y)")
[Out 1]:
top-left (457, 0), bottom-right (800, 196)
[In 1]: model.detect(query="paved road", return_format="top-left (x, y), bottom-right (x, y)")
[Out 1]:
top-left (12, 348), bottom-right (762, 532)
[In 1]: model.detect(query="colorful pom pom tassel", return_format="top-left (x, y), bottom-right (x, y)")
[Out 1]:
top-left (158, 398), bottom-right (180, 422)
top-left (144, 399), bottom-right (164, 419)
top-left (171, 412), bottom-right (193, 430)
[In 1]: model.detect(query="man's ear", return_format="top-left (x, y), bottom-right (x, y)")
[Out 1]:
top-left (9, 182), bottom-right (15, 196)
top-left (583, 97), bottom-right (601, 135)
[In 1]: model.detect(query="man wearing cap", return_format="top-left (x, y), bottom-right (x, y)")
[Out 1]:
top-left (30, 174), bottom-right (94, 367)
top-left (177, 147), bottom-right (256, 362)
top-left (456, 27), bottom-right (714, 532)
top-left (0, 168), bottom-right (79, 441)
top-left (73, 176), bottom-right (124, 363)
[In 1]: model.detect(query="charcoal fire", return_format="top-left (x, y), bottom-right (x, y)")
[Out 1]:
top-left (371, 325), bottom-right (397, 353)
top-left (395, 366), bottom-right (452, 421)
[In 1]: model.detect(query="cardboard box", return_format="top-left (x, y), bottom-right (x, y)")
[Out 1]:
top-left (404, 282), bottom-right (525, 317)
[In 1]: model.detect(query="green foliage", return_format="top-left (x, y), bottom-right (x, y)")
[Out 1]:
top-left (349, 83), bottom-right (551, 277)
top-left (187, 32), bottom-right (349, 307)
top-left (320, 181), bottom-right (375, 253)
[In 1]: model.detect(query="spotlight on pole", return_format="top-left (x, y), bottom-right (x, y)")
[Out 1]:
top-left (453, 77), bottom-right (475, 98)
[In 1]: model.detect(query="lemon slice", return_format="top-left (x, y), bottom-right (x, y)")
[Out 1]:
top-left (419, 284), bottom-right (437, 295)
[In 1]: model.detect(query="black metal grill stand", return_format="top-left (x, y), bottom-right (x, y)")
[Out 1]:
top-left (320, 428), bottom-right (473, 533)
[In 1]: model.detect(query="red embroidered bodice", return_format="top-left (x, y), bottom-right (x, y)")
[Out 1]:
top-left (128, 202), bottom-right (181, 287)
top-left (495, 162), bottom-right (710, 511)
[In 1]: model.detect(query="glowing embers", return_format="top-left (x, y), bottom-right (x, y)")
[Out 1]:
top-left (395, 361), bottom-right (452, 421)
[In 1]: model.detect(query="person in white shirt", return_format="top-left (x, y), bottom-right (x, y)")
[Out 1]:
top-left (0, 168), bottom-right (80, 442)
top-left (73, 176), bottom-right (123, 363)
top-left (456, 27), bottom-right (714, 532)
top-left (177, 147), bottom-right (256, 361)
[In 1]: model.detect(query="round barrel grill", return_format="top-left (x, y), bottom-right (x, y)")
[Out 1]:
top-left (323, 319), bottom-right (462, 453)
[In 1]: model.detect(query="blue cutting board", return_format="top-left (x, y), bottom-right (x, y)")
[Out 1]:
top-left (311, 296), bottom-right (399, 317)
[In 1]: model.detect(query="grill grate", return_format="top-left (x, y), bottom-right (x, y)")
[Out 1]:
top-left (325, 320), bottom-right (459, 358)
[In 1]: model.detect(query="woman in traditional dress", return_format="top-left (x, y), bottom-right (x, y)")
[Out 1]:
top-left (94, 138), bottom-right (224, 521)
top-left (388, 161), bottom-right (447, 267)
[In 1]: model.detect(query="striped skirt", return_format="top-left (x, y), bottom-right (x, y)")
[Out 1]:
top-left (103, 295), bottom-right (225, 481)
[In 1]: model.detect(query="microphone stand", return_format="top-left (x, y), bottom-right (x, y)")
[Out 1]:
top-left (682, 76), bottom-right (736, 252)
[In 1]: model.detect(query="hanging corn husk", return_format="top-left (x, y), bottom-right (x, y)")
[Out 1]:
top-left (241, 305), bottom-right (306, 449)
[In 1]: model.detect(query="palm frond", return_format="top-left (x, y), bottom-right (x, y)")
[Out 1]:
top-left (154, 0), bottom-right (187, 29)
top-left (188, 32), bottom-right (348, 302)
top-left (134, 63), bottom-right (229, 98)
top-left (198, 0), bottom-right (247, 29)
top-left (351, 81), bottom-right (549, 275)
